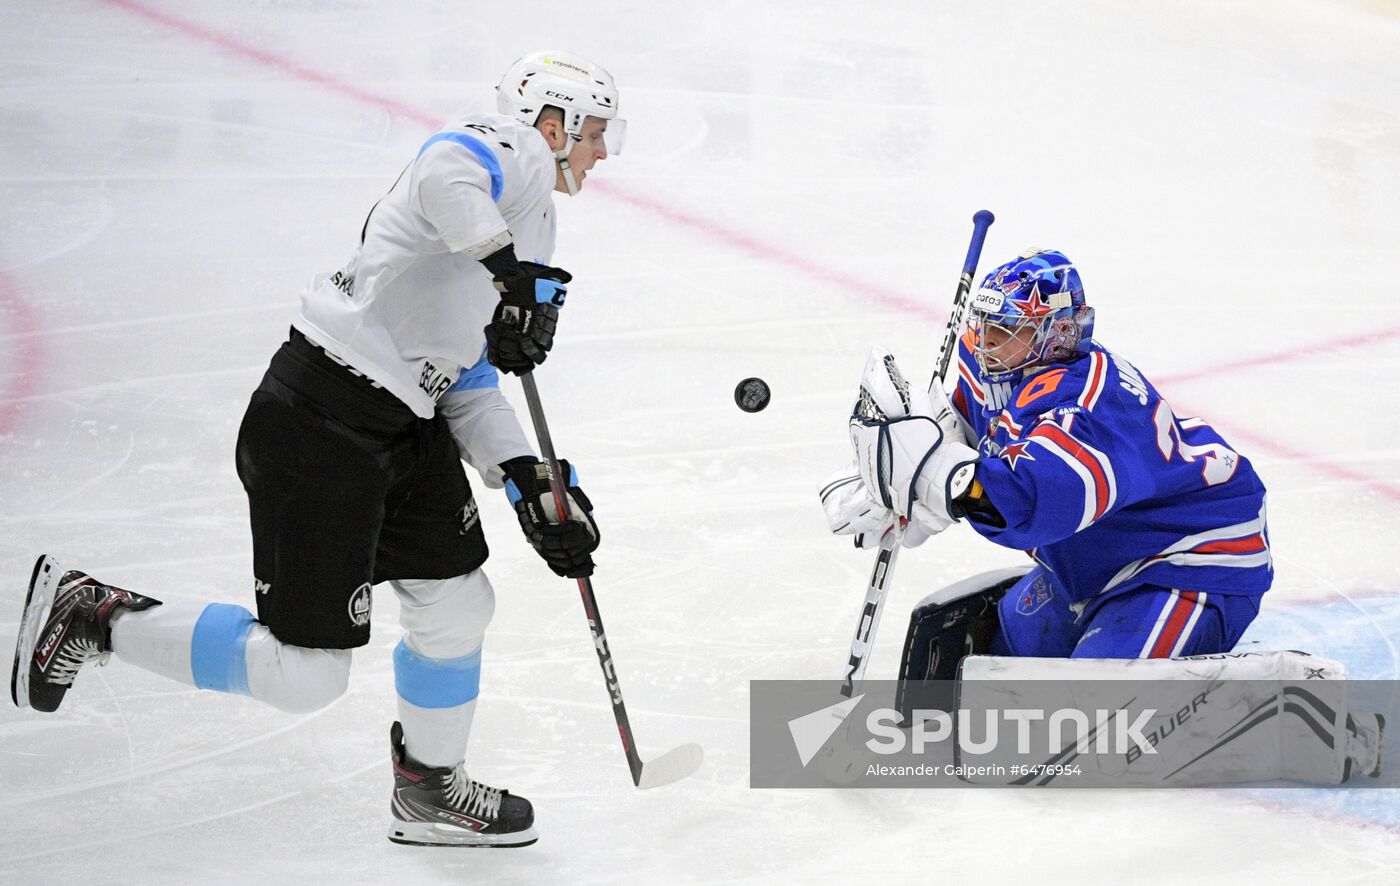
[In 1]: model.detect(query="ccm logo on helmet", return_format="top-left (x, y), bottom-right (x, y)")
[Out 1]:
top-left (545, 90), bottom-right (576, 102)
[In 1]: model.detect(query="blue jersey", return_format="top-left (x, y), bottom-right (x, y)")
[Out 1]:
top-left (951, 335), bottom-right (1272, 605)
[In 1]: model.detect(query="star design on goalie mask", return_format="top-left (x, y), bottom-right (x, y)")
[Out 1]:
top-left (1007, 281), bottom-right (1056, 317)
top-left (1000, 440), bottom-right (1036, 470)
top-left (1305, 667), bottom-right (1326, 680)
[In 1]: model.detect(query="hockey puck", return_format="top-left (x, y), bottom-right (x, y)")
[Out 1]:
top-left (734, 377), bottom-right (771, 413)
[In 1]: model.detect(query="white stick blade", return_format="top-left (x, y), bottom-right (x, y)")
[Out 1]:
top-left (637, 743), bottom-right (704, 789)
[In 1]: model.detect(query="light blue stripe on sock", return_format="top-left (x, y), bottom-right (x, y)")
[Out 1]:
top-left (393, 639), bottom-right (482, 709)
top-left (190, 603), bottom-right (256, 695)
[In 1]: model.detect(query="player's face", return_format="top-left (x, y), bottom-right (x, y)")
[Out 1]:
top-left (558, 116), bottom-right (610, 192)
top-left (978, 319), bottom-right (1040, 373)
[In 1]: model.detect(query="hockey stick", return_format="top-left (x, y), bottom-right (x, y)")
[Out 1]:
top-left (518, 371), bottom-right (704, 789)
top-left (839, 210), bottom-right (995, 698)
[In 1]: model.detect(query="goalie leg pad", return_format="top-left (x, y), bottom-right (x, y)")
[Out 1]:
top-left (896, 565), bottom-right (1031, 719)
top-left (956, 651), bottom-right (1385, 786)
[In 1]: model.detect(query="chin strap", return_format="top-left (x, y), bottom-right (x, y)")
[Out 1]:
top-left (556, 145), bottom-right (580, 196)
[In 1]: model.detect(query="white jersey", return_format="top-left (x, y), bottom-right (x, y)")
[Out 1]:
top-left (295, 112), bottom-right (557, 419)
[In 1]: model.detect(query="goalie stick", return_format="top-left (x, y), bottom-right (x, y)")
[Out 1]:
top-left (840, 210), bottom-right (995, 698)
top-left (518, 372), bottom-right (704, 789)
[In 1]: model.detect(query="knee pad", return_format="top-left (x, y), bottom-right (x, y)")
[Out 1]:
top-left (391, 571), bottom-right (495, 659)
top-left (895, 566), bottom-right (1031, 720)
top-left (243, 625), bottom-right (351, 714)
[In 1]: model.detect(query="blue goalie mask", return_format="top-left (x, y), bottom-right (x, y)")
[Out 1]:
top-left (969, 249), bottom-right (1094, 376)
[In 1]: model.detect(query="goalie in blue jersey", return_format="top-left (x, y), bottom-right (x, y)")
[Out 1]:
top-left (823, 248), bottom-right (1272, 661)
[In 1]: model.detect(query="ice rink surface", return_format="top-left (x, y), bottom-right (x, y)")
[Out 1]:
top-left (3, 0), bottom-right (1400, 882)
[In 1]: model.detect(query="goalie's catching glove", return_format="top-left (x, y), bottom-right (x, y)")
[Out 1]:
top-left (501, 456), bottom-right (600, 578)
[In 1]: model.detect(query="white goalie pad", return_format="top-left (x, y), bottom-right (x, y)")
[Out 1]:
top-left (948, 651), bottom-right (1384, 786)
top-left (962, 649), bottom-right (1348, 682)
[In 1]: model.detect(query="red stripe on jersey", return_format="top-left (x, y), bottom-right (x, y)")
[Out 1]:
top-left (953, 385), bottom-right (970, 423)
top-left (959, 363), bottom-right (985, 405)
top-left (1078, 352), bottom-right (1107, 411)
top-left (1191, 534), bottom-right (1267, 555)
top-left (1148, 591), bottom-right (1200, 658)
top-left (1030, 423), bottom-right (1112, 522)
top-left (996, 409), bottom-right (1024, 437)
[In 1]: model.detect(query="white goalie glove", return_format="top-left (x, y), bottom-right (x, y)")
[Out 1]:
top-left (818, 462), bottom-right (932, 549)
top-left (846, 347), bottom-right (980, 538)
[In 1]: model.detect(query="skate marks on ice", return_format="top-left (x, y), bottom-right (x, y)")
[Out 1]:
top-left (1246, 593), bottom-right (1400, 681)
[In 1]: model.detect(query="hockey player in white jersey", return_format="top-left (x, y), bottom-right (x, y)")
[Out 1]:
top-left (10, 50), bottom-right (625, 847)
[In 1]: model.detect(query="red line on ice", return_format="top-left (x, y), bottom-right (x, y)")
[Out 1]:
top-left (100, 0), bottom-right (440, 130)
top-left (1196, 420), bottom-right (1400, 503)
top-left (1157, 325), bottom-right (1400, 386)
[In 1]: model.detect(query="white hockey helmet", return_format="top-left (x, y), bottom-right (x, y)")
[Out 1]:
top-left (496, 50), bottom-right (625, 194)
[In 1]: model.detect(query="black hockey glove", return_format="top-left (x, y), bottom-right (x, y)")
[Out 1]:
top-left (501, 456), bottom-right (600, 578)
top-left (481, 245), bottom-right (572, 375)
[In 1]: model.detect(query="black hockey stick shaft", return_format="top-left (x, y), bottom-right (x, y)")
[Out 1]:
top-left (839, 210), bottom-right (995, 697)
top-left (518, 371), bottom-right (646, 786)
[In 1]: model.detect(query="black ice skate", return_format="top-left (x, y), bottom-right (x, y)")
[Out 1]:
top-left (10, 555), bottom-right (162, 712)
top-left (387, 721), bottom-right (538, 847)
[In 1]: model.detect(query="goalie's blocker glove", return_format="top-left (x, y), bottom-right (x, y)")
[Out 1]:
top-left (481, 245), bottom-right (572, 375)
top-left (501, 456), bottom-right (600, 578)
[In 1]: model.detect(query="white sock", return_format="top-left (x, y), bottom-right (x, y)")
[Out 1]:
top-left (109, 600), bottom-right (205, 685)
top-left (111, 601), bottom-right (349, 711)
top-left (393, 638), bottom-right (483, 768)
top-left (399, 697), bottom-right (479, 768)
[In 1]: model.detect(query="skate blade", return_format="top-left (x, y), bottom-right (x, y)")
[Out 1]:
top-left (637, 743), bottom-right (704, 790)
top-left (387, 821), bottom-right (538, 848)
top-left (10, 555), bottom-right (63, 709)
